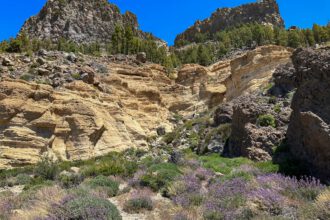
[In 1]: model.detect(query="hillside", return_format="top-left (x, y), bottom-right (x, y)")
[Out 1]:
top-left (175, 0), bottom-right (284, 45)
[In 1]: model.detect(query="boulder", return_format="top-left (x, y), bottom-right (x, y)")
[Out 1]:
top-left (227, 94), bottom-right (289, 161)
top-left (37, 49), bottom-right (48, 56)
top-left (37, 68), bottom-right (51, 76)
top-left (2, 58), bottom-right (14, 67)
top-left (66, 53), bottom-right (77, 63)
top-left (136, 52), bottom-right (147, 63)
top-left (36, 57), bottom-right (46, 65)
top-left (80, 66), bottom-right (96, 84)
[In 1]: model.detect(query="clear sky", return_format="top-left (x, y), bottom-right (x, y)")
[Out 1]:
top-left (0, 0), bottom-right (329, 45)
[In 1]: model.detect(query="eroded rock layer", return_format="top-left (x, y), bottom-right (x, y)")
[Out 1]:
top-left (0, 45), bottom-right (292, 168)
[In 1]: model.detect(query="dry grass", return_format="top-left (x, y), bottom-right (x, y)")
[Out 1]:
top-left (11, 185), bottom-right (65, 220)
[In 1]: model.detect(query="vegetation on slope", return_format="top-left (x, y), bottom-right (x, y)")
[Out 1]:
top-left (0, 145), bottom-right (329, 219)
top-left (1, 23), bottom-right (329, 69)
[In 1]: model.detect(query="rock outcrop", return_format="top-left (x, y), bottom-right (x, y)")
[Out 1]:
top-left (0, 45), bottom-right (292, 168)
top-left (175, 0), bottom-right (284, 44)
top-left (225, 94), bottom-right (291, 161)
top-left (20, 0), bottom-right (149, 44)
top-left (287, 48), bottom-right (330, 180)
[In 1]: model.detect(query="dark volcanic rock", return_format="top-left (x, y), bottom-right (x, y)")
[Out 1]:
top-left (20, 0), bottom-right (149, 44)
top-left (287, 48), bottom-right (330, 181)
top-left (175, 0), bottom-right (284, 44)
top-left (269, 63), bottom-right (297, 97)
top-left (213, 102), bottom-right (235, 126)
top-left (227, 94), bottom-right (290, 161)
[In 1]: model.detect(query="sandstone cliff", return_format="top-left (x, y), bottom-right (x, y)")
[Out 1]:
top-left (20, 0), bottom-right (148, 44)
top-left (0, 45), bottom-right (292, 168)
top-left (175, 0), bottom-right (284, 44)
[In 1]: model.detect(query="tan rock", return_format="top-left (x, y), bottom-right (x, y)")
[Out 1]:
top-left (0, 45), bottom-right (292, 168)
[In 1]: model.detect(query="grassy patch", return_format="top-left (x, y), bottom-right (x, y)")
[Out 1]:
top-left (140, 163), bottom-right (181, 192)
top-left (84, 175), bottom-right (119, 197)
top-left (123, 197), bottom-right (154, 213)
top-left (199, 154), bottom-right (252, 175)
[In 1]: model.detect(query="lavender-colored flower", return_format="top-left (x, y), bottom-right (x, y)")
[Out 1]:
top-left (173, 211), bottom-right (189, 220)
top-left (208, 178), bottom-right (250, 198)
top-left (128, 169), bottom-right (146, 187)
top-left (249, 188), bottom-right (285, 215)
top-left (182, 174), bottom-right (200, 193)
top-left (202, 178), bottom-right (250, 219)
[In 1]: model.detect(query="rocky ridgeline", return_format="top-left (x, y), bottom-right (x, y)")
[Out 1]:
top-left (20, 0), bottom-right (149, 44)
top-left (0, 45), bottom-right (292, 168)
top-left (175, 0), bottom-right (284, 44)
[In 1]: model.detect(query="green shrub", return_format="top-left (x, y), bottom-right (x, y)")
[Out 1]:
top-left (84, 175), bottom-right (119, 197)
top-left (274, 104), bottom-right (281, 113)
top-left (71, 73), bottom-right (81, 80)
top-left (19, 74), bottom-right (34, 81)
top-left (51, 193), bottom-right (122, 220)
top-left (140, 163), bottom-right (181, 192)
top-left (257, 114), bottom-right (276, 128)
top-left (162, 131), bottom-right (180, 144)
top-left (15, 174), bottom-right (32, 185)
top-left (123, 197), bottom-right (154, 213)
top-left (23, 178), bottom-right (55, 191)
top-left (58, 173), bottom-right (83, 188)
top-left (81, 153), bottom-right (137, 178)
top-left (33, 158), bottom-right (59, 180)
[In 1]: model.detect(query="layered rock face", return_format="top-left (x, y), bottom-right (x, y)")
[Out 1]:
top-left (0, 45), bottom-right (292, 168)
top-left (287, 48), bottom-right (330, 180)
top-left (175, 0), bottom-right (284, 44)
top-left (20, 0), bottom-right (145, 44)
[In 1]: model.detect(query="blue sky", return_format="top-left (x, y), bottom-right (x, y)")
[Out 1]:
top-left (0, 0), bottom-right (329, 45)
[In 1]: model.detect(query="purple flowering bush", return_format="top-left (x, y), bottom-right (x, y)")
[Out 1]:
top-left (202, 178), bottom-right (251, 219)
top-left (169, 171), bottom-right (207, 207)
top-left (48, 189), bottom-right (122, 220)
top-left (0, 191), bottom-right (14, 219)
top-left (123, 189), bottom-right (154, 213)
top-left (248, 188), bottom-right (285, 215)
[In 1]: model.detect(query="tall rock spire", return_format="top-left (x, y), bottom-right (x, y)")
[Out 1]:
top-left (19, 0), bottom-right (147, 44)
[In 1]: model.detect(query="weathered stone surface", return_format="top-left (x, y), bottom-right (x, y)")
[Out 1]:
top-left (287, 48), bottom-right (330, 180)
top-left (226, 94), bottom-right (290, 161)
top-left (0, 45), bottom-right (292, 168)
top-left (2, 57), bottom-right (14, 67)
top-left (19, 0), bottom-right (152, 44)
top-left (269, 63), bottom-right (297, 97)
top-left (136, 52), bottom-right (147, 63)
top-left (175, 45), bottom-right (292, 110)
top-left (175, 0), bottom-right (284, 44)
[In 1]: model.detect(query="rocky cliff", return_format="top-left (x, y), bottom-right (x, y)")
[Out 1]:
top-left (287, 48), bottom-right (330, 180)
top-left (175, 0), bottom-right (284, 45)
top-left (20, 0), bottom-right (148, 44)
top-left (0, 45), bottom-right (292, 168)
